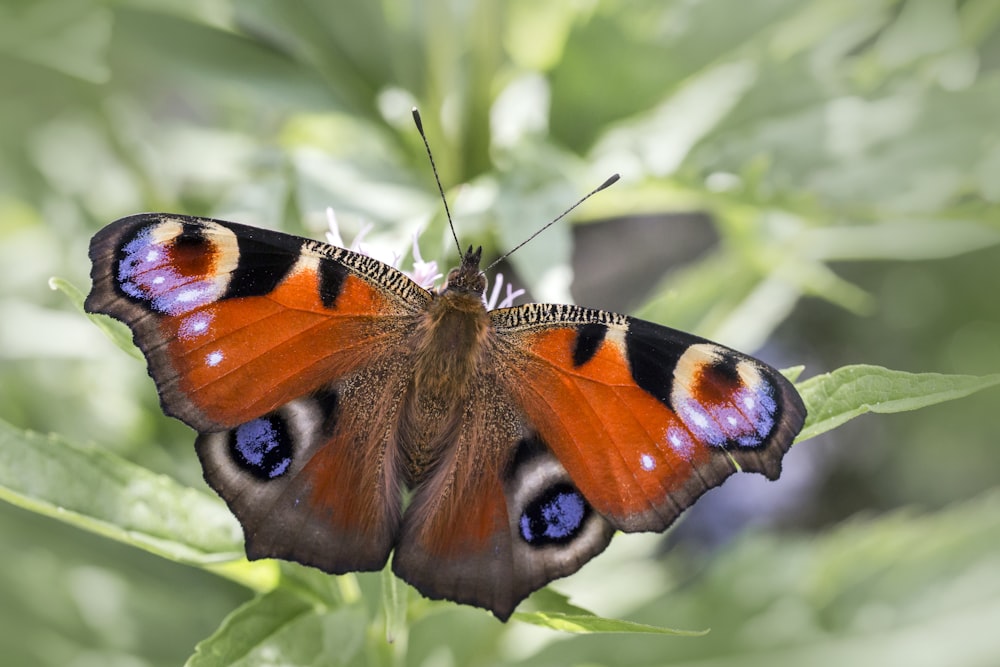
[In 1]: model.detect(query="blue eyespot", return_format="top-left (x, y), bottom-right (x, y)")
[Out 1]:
top-left (229, 416), bottom-right (292, 480)
top-left (519, 483), bottom-right (589, 546)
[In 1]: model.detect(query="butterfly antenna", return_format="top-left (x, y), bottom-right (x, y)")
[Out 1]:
top-left (485, 173), bottom-right (620, 272)
top-left (412, 108), bottom-right (463, 257)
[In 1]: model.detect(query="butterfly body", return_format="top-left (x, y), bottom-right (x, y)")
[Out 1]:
top-left (86, 213), bottom-right (805, 620)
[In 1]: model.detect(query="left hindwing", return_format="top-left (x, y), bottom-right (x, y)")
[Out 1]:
top-left (491, 303), bottom-right (806, 533)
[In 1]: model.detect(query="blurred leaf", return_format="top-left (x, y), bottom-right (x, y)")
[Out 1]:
top-left (523, 586), bottom-right (597, 617)
top-left (380, 562), bottom-right (406, 644)
top-left (187, 589), bottom-right (366, 667)
top-left (797, 365), bottom-right (1000, 442)
top-left (512, 610), bottom-right (706, 636)
top-left (803, 221), bottom-right (1000, 261)
top-left (0, 417), bottom-right (242, 564)
top-left (493, 168), bottom-right (580, 302)
top-left (0, 0), bottom-right (111, 83)
top-left (110, 7), bottom-right (340, 112)
top-left (292, 147), bottom-right (435, 229)
top-left (593, 59), bottom-right (758, 177)
top-left (278, 561), bottom-right (357, 610)
top-left (550, 0), bottom-right (805, 148)
top-left (525, 490), bottom-right (1000, 666)
top-left (50, 276), bottom-right (143, 361)
top-left (636, 250), bottom-right (752, 334)
top-left (0, 500), bottom-right (253, 667)
top-left (706, 272), bottom-right (809, 352)
top-left (780, 257), bottom-right (875, 316)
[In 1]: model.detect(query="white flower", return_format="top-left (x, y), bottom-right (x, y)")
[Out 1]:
top-left (485, 274), bottom-right (525, 310)
top-left (326, 208), bottom-right (401, 269)
top-left (407, 233), bottom-right (443, 290)
top-left (324, 207), bottom-right (522, 307)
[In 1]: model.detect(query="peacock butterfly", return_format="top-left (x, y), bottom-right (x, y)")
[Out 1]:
top-left (85, 118), bottom-right (805, 621)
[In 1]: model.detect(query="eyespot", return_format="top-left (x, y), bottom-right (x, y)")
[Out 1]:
top-left (671, 344), bottom-right (780, 449)
top-left (115, 221), bottom-right (236, 315)
top-left (518, 482), bottom-right (589, 546)
top-left (229, 415), bottom-right (293, 480)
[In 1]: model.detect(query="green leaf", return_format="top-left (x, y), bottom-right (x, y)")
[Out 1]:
top-left (0, 0), bottom-right (112, 83)
top-left (523, 586), bottom-right (598, 617)
top-left (803, 221), bottom-right (1000, 261)
top-left (186, 589), bottom-right (366, 667)
top-left (0, 417), bottom-right (242, 565)
top-left (532, 491), bottom-right (1000, 666)
top-left (797, 365), bottom-right (1000, 442)
top-left (50, 276), bottom-right (144, 361)
top-left (511, 610), bottom-right (706, 636)
top-left (112, 7), bottom-right (341, 112)
top-left (517, 587), bottom-right (709, 634)
top-left (782, 365), bottom-right (805, 383)
top-left (380, 562), bottom-right (407, 643)
top-left (592, 59), bottom-right (758, 177)
top-left (636, 250), bottom-right (753, 334)
top-left (493, 168), bottom-right (579, 301)
top-left (277, 562), bottom-right (368, 614)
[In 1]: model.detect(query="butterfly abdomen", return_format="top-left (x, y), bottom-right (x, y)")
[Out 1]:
top-left (398, 287), bottom-right (495, 485)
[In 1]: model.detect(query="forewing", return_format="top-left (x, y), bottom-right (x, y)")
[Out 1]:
top-left (86, 213), bottom-right (429, 431)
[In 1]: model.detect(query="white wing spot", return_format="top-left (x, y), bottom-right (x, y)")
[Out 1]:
top-left (688, 408), bottom-right (709, 429)
top-left (179, 313), bottom-right (213, 340)
top-left (206, 351), bottom-right (224, 367)
top-left (743, 395), bottom-right (756, 410)
top-left (727, 415), bottom-right (738, 426)
top-left (640, 454), bottom-right (656, 471)
top-left (176, 288), bottom-right (205, 303)
top-left (145, 250), bottom-right (159, 262)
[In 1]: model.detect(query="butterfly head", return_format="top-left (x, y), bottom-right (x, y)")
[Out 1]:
top-left (441, 245), bottom-right (486, 296)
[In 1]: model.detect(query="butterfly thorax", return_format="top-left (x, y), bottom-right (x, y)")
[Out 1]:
top-left (399, 247), bottom-right (491, 484)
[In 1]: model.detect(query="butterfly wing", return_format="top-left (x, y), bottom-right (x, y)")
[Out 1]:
top-left (392, 381), bottom-right (614, 620)
top-left (87, 214), bottom-right (806, 618)
top-left (494, 304), bottom-right (806, 533)
top-left (87, 213), bottom-right (429, 430)
top-left (394, 302), bottom-right (804, 620)
top-left (86, 213), bottom-right (428, 572)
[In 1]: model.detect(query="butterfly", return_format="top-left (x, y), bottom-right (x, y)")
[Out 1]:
top-left (85, 188), bottom-right (805, 622)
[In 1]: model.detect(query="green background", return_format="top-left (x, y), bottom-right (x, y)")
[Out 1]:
top-left (2, 0), bottom-right (999, 664)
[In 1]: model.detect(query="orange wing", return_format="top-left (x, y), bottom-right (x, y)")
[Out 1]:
top-left (86, 213), bottom-right (429, 431)
top-left (392, 381), bottom-right (615, 621)
top-left (391, 304), bottom-right (804, 621)
top-left (492, 303), bottom-right (806, 534)
top-left (86, 214), bottom-right (428, 573)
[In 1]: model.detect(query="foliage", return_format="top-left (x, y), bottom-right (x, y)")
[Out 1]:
top-left (1, 0), bottom-right (998, 665)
